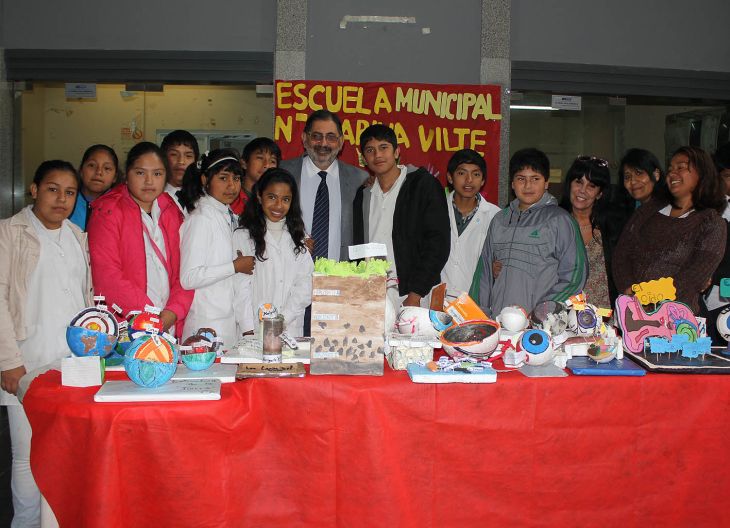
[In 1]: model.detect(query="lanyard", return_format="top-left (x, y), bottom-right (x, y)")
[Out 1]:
top-left (141, 220), bottom-right (172, 278)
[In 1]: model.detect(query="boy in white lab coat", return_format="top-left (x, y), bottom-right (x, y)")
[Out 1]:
top-left (441, 149), bottom-right (501, 300)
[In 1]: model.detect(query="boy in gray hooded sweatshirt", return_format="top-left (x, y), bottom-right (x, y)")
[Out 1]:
top-left (475, 148), bottom-right (587, 317)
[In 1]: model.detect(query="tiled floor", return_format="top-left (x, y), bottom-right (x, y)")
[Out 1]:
top-left (0, 407), bottom-right (13, 528)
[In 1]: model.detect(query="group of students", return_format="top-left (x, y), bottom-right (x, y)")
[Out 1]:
top-left (474, 144), bottom-right (729, 330)
top-left (2, 110), bottom-right (730, 526)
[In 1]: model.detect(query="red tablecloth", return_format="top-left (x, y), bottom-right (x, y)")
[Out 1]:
top-left (23, 367), bottom-right (730, 527)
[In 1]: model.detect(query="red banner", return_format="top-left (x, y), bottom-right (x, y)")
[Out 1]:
top-left (274, 80), bottom-right (502, 202)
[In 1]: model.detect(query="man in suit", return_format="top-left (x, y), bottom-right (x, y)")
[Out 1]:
top-left (281, 110), bottom-right (367, 261)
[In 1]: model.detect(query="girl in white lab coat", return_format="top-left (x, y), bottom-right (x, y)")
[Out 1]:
top-left (0, 160), bottom-right (92, 527)
top-left (233, 168), bottom-right (313, 337)
top-left (179, 149), bottom-right (254, 349)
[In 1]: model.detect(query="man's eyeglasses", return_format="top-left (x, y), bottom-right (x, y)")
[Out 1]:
top-left (577, 155), bottom-right (609, 168)
top-left (307, 132), bottom-right (341, 143)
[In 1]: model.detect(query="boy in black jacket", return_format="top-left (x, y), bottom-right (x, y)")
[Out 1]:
top-left (353, 124), bottom-right (450, 308)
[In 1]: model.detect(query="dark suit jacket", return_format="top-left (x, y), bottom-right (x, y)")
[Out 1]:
top-left (281, 156), bottom-right (368, 261)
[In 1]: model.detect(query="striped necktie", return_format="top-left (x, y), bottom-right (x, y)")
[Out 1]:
top-left (311, 171), bottom-right (329, 259)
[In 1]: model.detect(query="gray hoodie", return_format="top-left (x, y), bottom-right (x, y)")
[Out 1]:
top-left (475, 193), bottom-right (587, 317)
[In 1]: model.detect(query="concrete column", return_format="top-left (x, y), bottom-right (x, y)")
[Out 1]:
top-left (275, 0), bottom-right (307, 80)
top-left (0, 49), bottom-right (17, 218)
top-left (481, 0), bottom-right (511, 206)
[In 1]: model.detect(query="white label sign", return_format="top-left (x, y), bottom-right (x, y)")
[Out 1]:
top-left (65, 83), bottom-right (97, 99)
top-left (348, 243), bottom-right (387, 260)
top-left (313, 289), bottom-right (341, 296)
top-left (551, 95), bottom-right (582, 111)
top-left (313, 314), bottom-right (340, 321)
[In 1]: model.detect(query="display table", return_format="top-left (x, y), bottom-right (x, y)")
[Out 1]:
top-left (23, 367), bottom-right (730, 527)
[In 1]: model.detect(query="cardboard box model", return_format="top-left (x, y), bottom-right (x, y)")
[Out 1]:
top-left (310, 275), bottom-right (386, 375)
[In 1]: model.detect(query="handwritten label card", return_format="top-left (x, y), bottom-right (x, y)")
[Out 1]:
top-left (631, 277), bottom-right (676, 305)
top-left (62, 356), bottom-right (104, 387)
top-left (348, 243), bottom-right (387, 260)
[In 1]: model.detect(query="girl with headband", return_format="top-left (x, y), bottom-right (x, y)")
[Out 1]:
top-left (179, 149), bottom-right (255, 347)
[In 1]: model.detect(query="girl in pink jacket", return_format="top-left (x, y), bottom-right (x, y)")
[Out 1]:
top-left (87, 142), bottom-right (193, 337)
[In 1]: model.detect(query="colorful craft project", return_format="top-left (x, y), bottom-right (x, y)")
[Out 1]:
top-left (132, 335), bottom-right (175, 362)
top-left (646, 335), bottom-right (710, 359)
top-left (124, 333), bottom-right (178, 388)
top-left (128, 305), bottom-right (164, 336)
top-left (615, 295), bottom-right (698, 353)
top-left (631, 277), bottom-right (676, 305)
top-left (180, 330), bottom-right (217, 371)
top-left (66, 298), bottom-right (120, 358)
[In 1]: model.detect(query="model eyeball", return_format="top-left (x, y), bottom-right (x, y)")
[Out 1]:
top-left (519, 329), bottom-right (554, 366)
top-left (576, 307), bottom-right (597, 330)
top-left (521, 329), bottom-right (549, 354)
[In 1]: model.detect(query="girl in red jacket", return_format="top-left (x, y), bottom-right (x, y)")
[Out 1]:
top-left (87, 142), bottom-right (193, 337)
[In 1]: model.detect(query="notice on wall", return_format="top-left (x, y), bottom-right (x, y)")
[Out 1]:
top-left (274, 80), bottom-right (502, 203)
top-left (65, 83), bottom-right (97, 99)
top-left (551, 95), bottom-right (581, 111)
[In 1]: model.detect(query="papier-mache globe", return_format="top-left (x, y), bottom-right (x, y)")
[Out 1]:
top-left (66, 304), bottom-right (119, 358)
top-left (124, 333), bottom-right (178, 388)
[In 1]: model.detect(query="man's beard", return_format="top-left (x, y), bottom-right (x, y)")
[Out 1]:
top-left (306, 144), bottom-right (339, 167)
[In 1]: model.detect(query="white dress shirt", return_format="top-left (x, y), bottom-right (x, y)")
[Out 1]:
top-left (141, 200), bottom-right (170, 311)
top-left (369, 166), bottom-right (407, 276)
top-left (179, 194), bottom-right (238, 348)
top-left (165, 183), bottom-right (187, 217)
top-left (369, 166), bottom-right (407, 309)
top-left (299, 156), bottom-right (342, 261)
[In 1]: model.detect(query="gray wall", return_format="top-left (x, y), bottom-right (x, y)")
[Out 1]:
top-left (0, 0), bottom-right (275, 51)
top-left (511, 0), bottom-right (730, 73)
top-left (306, 0), bottom-right (482, 83)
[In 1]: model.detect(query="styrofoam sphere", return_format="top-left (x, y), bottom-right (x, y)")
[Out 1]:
top-left (395, 306), bottom-right (438, 338)
top-left (717, 306), bottom-right (730, 342)
top-left (497, 305), bottom-right (529, 333)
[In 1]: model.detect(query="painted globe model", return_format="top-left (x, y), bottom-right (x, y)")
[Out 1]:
top-left (181, 351), bottom-right (216, 371)
top-left (180, 334), bottom-right (216, 371)
top-left (66, 326), bottom-right (118, 358)
top-left (124, 334), bottom-right (178, 388)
